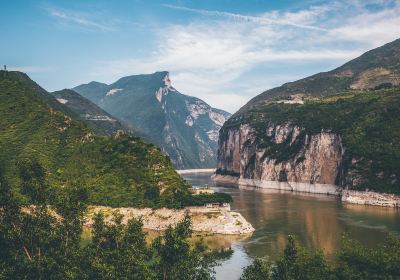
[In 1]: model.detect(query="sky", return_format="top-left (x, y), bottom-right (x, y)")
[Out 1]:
top-left (1, 0), bottom-right (400, 112)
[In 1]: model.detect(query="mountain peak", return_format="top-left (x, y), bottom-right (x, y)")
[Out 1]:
top-left (162, 72), bottom-right (172, 88)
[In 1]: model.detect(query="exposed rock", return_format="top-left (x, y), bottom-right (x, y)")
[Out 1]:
top-left (342, 190), bottom-right (400, 207)
top-left (85, 205), bottom-right (255, 235)
top-left (217, 123), bottom-right (344, 185)
top-left (74, 71), bottom-right (231, 169)
top-left (350, 68), bottom-right (400, 90)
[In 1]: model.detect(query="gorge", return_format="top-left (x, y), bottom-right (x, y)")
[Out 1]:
top-left (215, 39), bottom-right (400, 207)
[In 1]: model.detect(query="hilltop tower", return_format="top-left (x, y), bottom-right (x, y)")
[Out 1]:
top-left (3, 65), bottom-right (6, 71)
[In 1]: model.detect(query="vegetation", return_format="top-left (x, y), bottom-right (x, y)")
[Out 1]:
top-left (74, 71), bottom-right (231, 169)
top-left (223, 88), bottom-right (400, 193)
top-left (240, 234), bottom-right (400, 280)
top-left (182, 192), bottom-right (233, 206)
top-left (1, 158), bottom-right (399, 279)
top-left (245, 38), bottom-right (400, 109)
top-left (51, 89), bottom-right (130, 136)
top-left (0, 161), bottom-right (216, 280)
top-left (0, 71), bottom-right (231, 208)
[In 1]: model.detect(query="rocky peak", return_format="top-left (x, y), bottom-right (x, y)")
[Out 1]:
top-left (162, 72), bottom-right (172, 88)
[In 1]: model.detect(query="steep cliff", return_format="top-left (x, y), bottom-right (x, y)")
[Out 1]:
top-left (218, 123), bottom-right (343, 185)
top-left (74, 72), bottom-right (231, 169)
top-left (217, 89), bottom-right (400, 194)
top-left (217, 39), bottom-right (400, 195)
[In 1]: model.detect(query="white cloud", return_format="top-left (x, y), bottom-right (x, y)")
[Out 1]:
top-left (48, 8), bottom-right (114, 32)
top-left (92, 0), bottom-right (400, 112)
top-left (163, 4), bottom-right (328, 31)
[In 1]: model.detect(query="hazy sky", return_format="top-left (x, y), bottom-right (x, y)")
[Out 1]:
top-left (1, 0), bottom-right (400, 112)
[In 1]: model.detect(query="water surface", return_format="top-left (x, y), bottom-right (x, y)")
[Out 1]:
top-left (181, 172), bottom-right (400, 280)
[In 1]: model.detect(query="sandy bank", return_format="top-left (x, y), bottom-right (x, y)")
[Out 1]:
top-left (85, 205), bottom-right (254, 235)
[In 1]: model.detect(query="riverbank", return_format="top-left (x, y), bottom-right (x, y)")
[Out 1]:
top-left (342, 190), bottom-right (400, 208)
top-left (176, 169), bottom-right (216, 174)
top-left (212, 175), bottom-right (400, 208)
top-left (85, 205), bottom-right (255, 235)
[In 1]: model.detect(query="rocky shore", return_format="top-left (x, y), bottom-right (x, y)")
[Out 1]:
top-left (342, 190), bottom-right (400, 208)
top-left (85, 205), bottom-right (255, 235)
top-left (213, 175), bottom-right (340, 195)
top-left (176, 169), bottom-right (216, 174)
top-left (213, 174), bottom-right (400, 208)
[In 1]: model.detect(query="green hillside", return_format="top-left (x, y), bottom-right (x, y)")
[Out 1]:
top-left (0, 70), bottom-right (191, 207)
top-left (74, 72), bottom-right (231, 169)
top-left (243, 38), bottom-right (400, 111)
top-left (222, 88), bottom-right (400, 193)
top-left (51, 89), bottom-right (132, 136)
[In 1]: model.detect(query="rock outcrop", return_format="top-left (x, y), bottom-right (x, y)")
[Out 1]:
top-left (217, 123), bottom-right (345, 187)
top-left (85, 206), bottom-right (255, 235)
top-left (215, 39), bottom-right (400, 207)
top-left (74, 71), bottom-right (231, 169)
top-left (215, 121), bottom-right (400, 207)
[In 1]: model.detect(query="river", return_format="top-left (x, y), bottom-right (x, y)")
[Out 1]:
top-left (180, 171), bottom-right (400, 280)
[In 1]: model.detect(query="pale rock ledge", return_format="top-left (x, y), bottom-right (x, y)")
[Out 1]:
top-left (85, 205), bottom-right (255, 235)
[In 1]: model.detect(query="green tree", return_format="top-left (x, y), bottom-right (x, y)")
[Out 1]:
top-left (84, 212), bottom-right (154, 280)
top-left (0, 159), bottom-right (88, 279)
top-left (336, 235), bottom-right (400, 280)
top-left (240, 259), bottom-right (272, 280)
top-left (152, 214), bottom-right (216, 280)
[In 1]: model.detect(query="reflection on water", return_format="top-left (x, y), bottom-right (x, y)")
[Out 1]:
top-left (182, 172), bottom-right (400, 280)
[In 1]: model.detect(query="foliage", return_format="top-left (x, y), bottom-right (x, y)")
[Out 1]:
top-left (51, 89), bottom-right (130, 136)
top-left (182, 192), bottom-right (233, 206)
top-left (0, 71), bottom-right (211, 208)
top-left (152, 214), bottom-right (216, 280)
top-left (335, 234), bottom-right (400, 280)
top-left (240, 259), bottom-right (272, 280)
top-left (244, 38), bottom-right (400, 108)
top-left (74, 71), bottom-right (231, 169)
top-left (0, 159), bottom-right (88, 279)
top-left (0, 160), bottom-right (216, 280)
top-left (240, 235), bottom-right (400, 280)
top-left (223, 88), bottom-right (400, 193)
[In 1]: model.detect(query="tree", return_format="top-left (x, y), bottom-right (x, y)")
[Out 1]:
top-left (336, 234), bottom-right (400, 280)
top-left (240, 259), bottom-right (272, 280)
top-left (84, 212), bottom-right (154, 280)
top-left (152, 213), bottom-right (216, 280)
top-left (0, 159), bottom-right (88, 279)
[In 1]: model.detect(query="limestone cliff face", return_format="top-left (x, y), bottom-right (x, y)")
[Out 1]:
top-left (217, 122), bottom-right (349, 186)
top-left (74, 71), bottom-right (231, 169)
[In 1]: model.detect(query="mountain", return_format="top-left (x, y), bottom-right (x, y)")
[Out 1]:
top-left (73, 71), bottom-right (231, 169)
top-left (216, 39), bottom-right (400, 194)
top-left (51, 89), bottom-right (131, 136)
top-left (244, 38), bottom-right (400, 110)
top-left (0, 70), bottom-right (190, 207)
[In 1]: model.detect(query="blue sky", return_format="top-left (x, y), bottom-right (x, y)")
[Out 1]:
top-left (1, 0), bottom-right (400, 112)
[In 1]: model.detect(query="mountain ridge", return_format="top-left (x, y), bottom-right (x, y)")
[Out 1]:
top-left (0, 70), bottom-right (191, 207)
top-left (241, 38), bottom-right (400, 112)
top-left (51, 88), bottom-right (132, 136)
top-left (217, 38), bottom-right (400, 195)
top-left (73, 71), bottom-right (231, 169)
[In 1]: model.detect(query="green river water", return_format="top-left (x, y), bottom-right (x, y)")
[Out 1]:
top-left (181, 172), bottom-right (400, 280)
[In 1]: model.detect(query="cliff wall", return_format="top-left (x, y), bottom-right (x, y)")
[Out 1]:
top-left (217, 123), bottom-right (347, 187)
